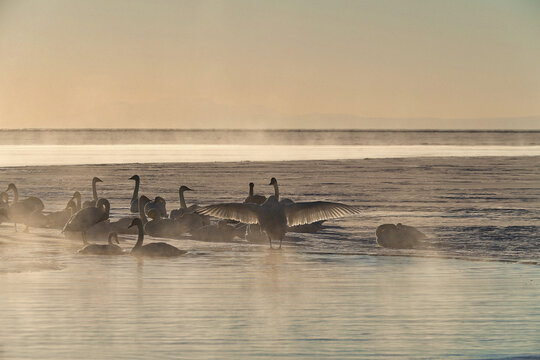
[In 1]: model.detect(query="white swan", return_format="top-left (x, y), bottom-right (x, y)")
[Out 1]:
top-left (82, 177), bottom-right (103, 208)
top-left (78, 232), bottom-right (124, 255)
top-left (128, 218), bottom-right (187, 257)
top-left (63, 198), bottom-right (110, 243)
top-left (244, 182), bottom-right (266, 205)
top-left (375, 223), bottom-right (426, 249)
top-left (197, 177), bottom-right (361, 248)
top-left (5, 183), bottom-right (45, 232)
top-left (129, 175), bottom-right (140, 213)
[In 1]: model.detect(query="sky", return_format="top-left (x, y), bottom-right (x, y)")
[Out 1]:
top-left (0, 0), bottom-right (539, 129)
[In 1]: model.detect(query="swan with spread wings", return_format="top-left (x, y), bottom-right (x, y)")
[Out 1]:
top-left (196, 178), bottom-right (361, 248)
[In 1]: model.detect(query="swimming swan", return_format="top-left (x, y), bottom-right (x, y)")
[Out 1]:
top-left (129, 175), bottom-right (140, 213)
top-left (63, 198), bottom-right (110, 243)
top-left (82, 177), bottom-right (103, 208)
top-left (128, 218), bottom-right (187, 257)
top-left (375, 223), bottom-right (426, 249)
top-left (78, 232), bottom-right (124, 255)
top-left (197, 177), bottom-right (361, 248)
top-left (244, 182), bottom-right (266, 205)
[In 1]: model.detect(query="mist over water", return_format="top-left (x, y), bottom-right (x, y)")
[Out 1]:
top-left (0, 130), bottom-right (538, 359)
top-left (1, 129), bottom-right (539, 145)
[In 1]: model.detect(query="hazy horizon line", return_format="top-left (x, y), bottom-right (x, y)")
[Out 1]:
top-left (1, 128), bottom-right (540, 133)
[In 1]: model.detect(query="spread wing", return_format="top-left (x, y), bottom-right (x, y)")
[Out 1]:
top-left (196, 203), bottom-right (259, 224)
top-left (285, 201), bottom-right (361, 227)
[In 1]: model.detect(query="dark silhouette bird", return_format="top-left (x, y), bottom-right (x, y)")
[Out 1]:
top-left (5, 183), bottom-right (45, 232)
top-left (128, 218), bottom-right (187, 257)
top-left (243, 182), bottom-right (266, 205)
top-left (375, 223), bottom-right (426, 249)
top-left (82, 177), bottom-right (103, 208)
top-left (63, 198), bottom-right (110, 243)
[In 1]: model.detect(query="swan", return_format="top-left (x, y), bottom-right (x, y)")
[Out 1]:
top-left (197, 177), bottom-right (361, 248)
top-left (169, 186), bottom-right (209, 230)
top-left (129, 175), bottom-right (140, 213)
top-left (145, 208), bottom-right (190, 238)
top-left (144, 196), bottom-right (168, 219)
top-left (72, 191), bottom-right (82, 211)
top-left (78, 232), bottom-right (124, 255)
top-left (0, 191), bottom-right (9, 210)
top-left (375, 223), bottom-right (426, 249)
top-left (0, 192), bottom-right (8, 223)
top-left (128, 218), bottom-right (187, 257)
top-left (82, 177), bottom-right (103, 208)
top-left (169, 186), bottom-right (198, 219)
top-left (45, 199), bottom-right (78, 229)
top-left (138, 195), bottom-right (188, 237)
top-left (63, 198), bottom-right (110, 243)
top-left (5, 183), bottom-right (45, 232)
top-left (244, 182), bottom-right (266, 205)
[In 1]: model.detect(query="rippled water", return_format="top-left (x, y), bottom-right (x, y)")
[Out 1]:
top-left (0, 154), bottom-right (539, 359)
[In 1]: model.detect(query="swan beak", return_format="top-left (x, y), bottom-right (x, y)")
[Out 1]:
top-left (96, 178), bottom-right (103, 183)
top-left (129, 175), bottom-right (137, 180)
top-left (186, 187), bottom-right (193, 191)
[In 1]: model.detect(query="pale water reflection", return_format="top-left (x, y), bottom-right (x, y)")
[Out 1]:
top-left (1, 144), bottom-right (540, 166)
top-left (0, 245), bottom-right (538, 359)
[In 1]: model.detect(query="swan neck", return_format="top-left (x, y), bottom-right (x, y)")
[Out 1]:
top-left (179, 189), bottom-right (187, 209)
top-left (92, 179), bottom-right (98, 201)
top-left (249, 184), bottom-right (254, 196)
top-left (10, 185), bottom-right (19, 203)
top-left (273, 183), bottom-right (279, 201)
top-left (131, 178), bottom-right (139, 203)
top-left (138, 198), bottom-right (148, 224)
top-left (134, 223), bottom-right (144, 249)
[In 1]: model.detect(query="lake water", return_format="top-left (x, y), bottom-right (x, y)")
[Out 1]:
top-left (0, 130), bottom-right (538, 359)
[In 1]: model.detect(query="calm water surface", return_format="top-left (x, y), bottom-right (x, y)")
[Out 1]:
top-left (0, 132), bottom-right (539, 359)
top-left (0, 240), bottom-right (538, 360)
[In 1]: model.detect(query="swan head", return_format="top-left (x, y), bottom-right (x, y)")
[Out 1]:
top-left (269, 178), bottom-right (277, 186)
top-left (128, 218), bottom-right (142, 229)
top-left (93, 177), bottom-right (103, 183)
top-left (6, 183), bottom-right (16, 192)
top-left (249, 182), bottom-right (254, 187)
top-left (129, 175), bottom-right (139, 181)
top-left (108, 232), bottom-right (120, 244)
top-left (72, 191), bottom-right (81, 200)
top-left (179, 185), bottom-right (193, 192)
